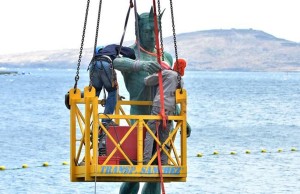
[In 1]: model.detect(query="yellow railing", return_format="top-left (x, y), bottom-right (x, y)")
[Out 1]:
top-left (69, 86), bottom-right (187, 182)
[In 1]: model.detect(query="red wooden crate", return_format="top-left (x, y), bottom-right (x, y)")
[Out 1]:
top-left (106, 126), bottom-right (146, 162)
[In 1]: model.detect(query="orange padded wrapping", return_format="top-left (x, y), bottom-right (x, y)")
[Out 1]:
top-left (173, 58), bottom-right (187, 76)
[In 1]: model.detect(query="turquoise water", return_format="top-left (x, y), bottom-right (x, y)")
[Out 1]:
top-left (0, 69), bottom-right (299, 194)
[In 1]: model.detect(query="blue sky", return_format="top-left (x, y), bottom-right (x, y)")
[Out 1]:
top-left (0, 0), bottom-right (299, 55)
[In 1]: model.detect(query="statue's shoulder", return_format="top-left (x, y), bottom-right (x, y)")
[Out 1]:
top-left (164, 51), bottom-right (172, 59)
top-left (163, 52), bottom-right (173, 67)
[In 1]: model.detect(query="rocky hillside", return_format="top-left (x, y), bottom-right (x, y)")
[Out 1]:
top-left (164, 29), bottom-right (300, 71)
top-left (1, 29), bottom-right (300, 71)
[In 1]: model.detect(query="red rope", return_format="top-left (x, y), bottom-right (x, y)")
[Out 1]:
top-left (152, 2), bottom-right (166, 193)
top-left (155, 121), bottom-right (166, 194)
top-left (152, 0), bottom-right (167, 129)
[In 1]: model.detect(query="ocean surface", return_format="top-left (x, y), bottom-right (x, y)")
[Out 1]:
top-left (0, 68), bottom-right (299, 194)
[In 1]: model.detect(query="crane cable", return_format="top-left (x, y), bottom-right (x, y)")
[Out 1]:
top-left (118, 0), bottom-right (134, 56)
top-left (133, 0), bottom-right (141, 60)
top-left (89, 0), bottom-right (103, 90)
top-left (157, 0), bottom-right (165, 61)
top-left (169, 0), bottom-right (182, 91)
top-left (73, 0), bottom-right (91, 93)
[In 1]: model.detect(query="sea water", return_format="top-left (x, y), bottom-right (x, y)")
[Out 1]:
top-left (0, 68), bottom-right (299, 194)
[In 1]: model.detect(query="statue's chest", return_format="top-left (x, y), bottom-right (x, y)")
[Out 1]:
top-left (136, 52), bottom-right (157, 61)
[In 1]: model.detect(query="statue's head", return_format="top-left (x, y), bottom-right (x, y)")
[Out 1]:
top-left (137, 7), bottom-right (164, 50)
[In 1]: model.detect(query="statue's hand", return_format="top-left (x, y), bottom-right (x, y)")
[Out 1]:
top-left (141, 61), bottom-right (161, 74)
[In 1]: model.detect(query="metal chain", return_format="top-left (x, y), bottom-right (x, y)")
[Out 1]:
top-left (169, 0), bottom-right (178, 62)
top-left (169, 0), bottom-right (182, 90)
top-left (93, 0), bottom-right (103, 54)
top-left (133, 0), bottom-right (141, 60)
top-left (74, 0), bottom-right (91, 92)
top-left (157, 0), bottom-right (164, 61)
top-left (89, 0), bottom-right (103, 89)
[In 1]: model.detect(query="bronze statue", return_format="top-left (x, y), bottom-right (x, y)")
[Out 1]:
top-left (113, 7), bottom-right (189, 194)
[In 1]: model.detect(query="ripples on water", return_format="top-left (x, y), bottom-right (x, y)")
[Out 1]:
top-left (0, 69), bottom-right (299, 194)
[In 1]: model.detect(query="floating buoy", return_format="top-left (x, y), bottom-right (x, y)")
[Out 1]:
top-left (42, 162), bottom-right (49, 167)
top-left (0, 166), bottom-right (5, 170)
top-left (261, 149), bottom-right (267, 153)
top-left (291, 147), bottom-right (297, 151)
top-left (22, 164), bottom-right (28, 168)
top-left (62, 161), bottom-right (69, 165)
top-left (197, 153), bottom-right (203, 157)
top-left (230, 151), bottom-right (236, 155)
top-left (245, 150), bottom-right (251, 154)
top-left (277, 148), bottom-right (283, 152)
top-left (213, 151), bottom-right (219, 155)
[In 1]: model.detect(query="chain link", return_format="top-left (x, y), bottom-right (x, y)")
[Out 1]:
top-left (157, 0), bottom-right (164, 61)
top-left (169, 0), bottom-right (181, 90)
top-left (89, 0), bottom-right (103, 90)
top-left (74, 0), bottom-right (90, 92)
top-left (169, 0), bottom-right (178, 62)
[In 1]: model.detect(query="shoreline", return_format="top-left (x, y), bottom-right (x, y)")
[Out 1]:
top-left (0, 71), bottom-right (18, 75)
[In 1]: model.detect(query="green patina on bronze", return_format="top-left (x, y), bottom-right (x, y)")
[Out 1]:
top-left (114, 7), bottom-right (173, 117)
top-left (114, 7), bottom-right (190, 194)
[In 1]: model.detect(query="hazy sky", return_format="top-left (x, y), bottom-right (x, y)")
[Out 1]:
top-left (0, 0), bottom-right (299, 55)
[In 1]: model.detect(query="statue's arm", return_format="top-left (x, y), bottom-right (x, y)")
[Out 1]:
top-left (113, 57), bottom-right (136, 72)
top-left (113, 57), bottom-right (161, 74)
top-left (164, 52), bottom-right (173, 67)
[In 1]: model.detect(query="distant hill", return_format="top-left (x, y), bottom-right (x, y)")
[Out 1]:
top-left (1, 29), bottom-right (300, 71)
top-left (163, 29), bottom-right (300, 71)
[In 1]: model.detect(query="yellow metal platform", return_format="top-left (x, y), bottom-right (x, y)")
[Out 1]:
top-left (69, 86), bottom-right (187, 182)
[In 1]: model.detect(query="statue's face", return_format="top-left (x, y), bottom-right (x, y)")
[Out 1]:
top-left (137, 8), bottom-right (163, 51)
top-left (139, 16), bottom-right (155, 50)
